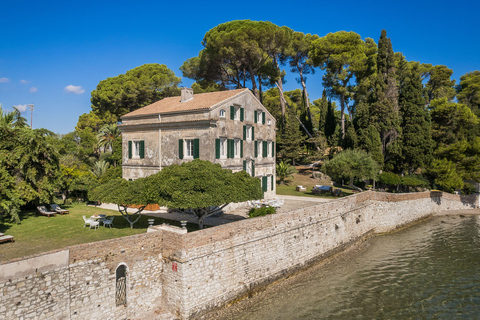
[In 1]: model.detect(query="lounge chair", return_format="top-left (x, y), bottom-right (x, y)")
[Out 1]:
top-left (37, 206), bottom-right (56, 217)
top-left (50, 204), bottom-right (69, 215)
top-left (0, 233), bottom-right (14, 243)
top-left (83, 216), bottom-right (99, 230)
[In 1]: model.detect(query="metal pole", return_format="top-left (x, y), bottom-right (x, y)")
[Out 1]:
top-left (28, 104), bottom-right (34, 128)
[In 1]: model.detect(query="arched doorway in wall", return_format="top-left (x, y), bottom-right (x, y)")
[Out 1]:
top-left (115, 264), bottom-right (127, 306)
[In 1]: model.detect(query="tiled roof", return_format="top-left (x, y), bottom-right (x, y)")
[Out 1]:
top-left (121, 88), bottom-right (249, 118)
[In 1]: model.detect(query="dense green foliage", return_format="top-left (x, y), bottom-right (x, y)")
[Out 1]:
top-left (3, 20), bottom-right (480, 230)
top-left (91, 63), bottom-right (181, 120)
top-left (248, 206), bottom-right (277, 218)
top-left (322, 149), bottom-right (380, 188)
top-left (90, 160), bottom-right (262, 229)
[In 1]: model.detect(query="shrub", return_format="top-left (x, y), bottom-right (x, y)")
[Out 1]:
top-left (248, 206), bottom-right (276, 218)
top-left (378, 172), bottom-right (402, 186)
top-left (402, 175), bottom-right (430, 188)
top-left (462, 183), bottom-right (476, 195)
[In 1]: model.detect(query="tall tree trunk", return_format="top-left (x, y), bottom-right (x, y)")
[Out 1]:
top-left (243, 67), bottom-right (246, 88)
top-left (258, 75), bottom-right (263, 105)
top-left (299, 67), bottom-right (314, 126)
top-left (277, 78), bottom-right (286, 125)
top-left (340, 93), bottom-right (346, 139)
top-left (248, 64), bottom-right (259, 100)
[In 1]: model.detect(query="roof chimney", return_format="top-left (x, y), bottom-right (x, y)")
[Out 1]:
top-left (181, 87), bottom-right (194, 102)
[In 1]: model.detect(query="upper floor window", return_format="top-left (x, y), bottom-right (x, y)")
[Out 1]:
top-left (254, 110), bottom-right (266, 124)
top-left (219, 109), bottom-right (226, 118)
top-left (179, 138), bottom-right (199, 159)
top-left (234, 139), bottom-right (241, 158)
top-left (186, 139), bottom-right (194, 158)
top-left (220, 138), bottom-right (227, 158)
top-left (267, 119), bottom-right (271, 126)
top-left (128, 140), bottom-right (144, 159)
top-left (257, 140), bottom-right (263, 159)
top-left (230, 105), bottom-right (244, 121)
top-left (244, 125), bottom-right (254, 141)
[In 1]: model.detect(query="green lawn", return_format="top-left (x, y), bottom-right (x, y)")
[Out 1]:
top-left (0, 204), bottom-right (197, 261)
top-left (276, 184), bottom-right (355, 199)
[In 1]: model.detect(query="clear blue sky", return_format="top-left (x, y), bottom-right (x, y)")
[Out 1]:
top-left (1, 0), bottom-right (478, 134)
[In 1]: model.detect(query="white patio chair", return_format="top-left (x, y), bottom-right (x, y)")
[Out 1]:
top-left (103, 217), bottom-right (114, 228)
top-left (83, 215), bottom-right (99, 230)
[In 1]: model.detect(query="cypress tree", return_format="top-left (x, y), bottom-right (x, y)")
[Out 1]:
top-left (279, 107), bottom-right (306, 164)
top-left (399, 64), bottom-right (433, 172)
top-left (361, 124), bottom-right (384, 167)
top-left (368, 30), bottom-right (401, 160)
top-left (324, 100), bottom-right (337, 145)
top-left (318, 89), bottom-right (328, 132)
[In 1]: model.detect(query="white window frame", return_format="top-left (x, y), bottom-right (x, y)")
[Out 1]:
top-left (268, 141), bottom-right (272, 157)
top-left (246, 161), bottom-right (251, 176)
top-left (267, 118), bottom-right (271, 126)
top-left (220, 137), bottom-right (227, 159)
top-left (185, 139), bottom-right (194, 159)
top-left (246, 125), bottom-right (252, 141)
top-left (256, 110), bottom-right (262, 123)
top-left (133, 141), bottom-right (141, 159)
top-left (234, 139), bottom-right (240, 158)
top-left (257, 140), bottom-right (263, 159)
top-left (219, 109), bottom-right (226, 118)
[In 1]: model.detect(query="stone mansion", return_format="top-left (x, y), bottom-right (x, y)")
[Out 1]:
top-left (119, 88), bottom-right (276, 198)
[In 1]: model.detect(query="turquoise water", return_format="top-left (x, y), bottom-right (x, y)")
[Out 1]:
top-left (234, 215), bottom-right (480, 320)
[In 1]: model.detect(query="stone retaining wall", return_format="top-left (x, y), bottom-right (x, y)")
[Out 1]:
top-left (0, 191), bottom-right (477, 319)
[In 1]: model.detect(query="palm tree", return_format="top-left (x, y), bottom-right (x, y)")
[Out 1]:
top-left (0, 104), bottom-right (28, 129)
top-left (276, 161), bottom-right (297, 185)
top-left (96, 123), bottom-right (121, 153)
top-left (90, 160), bottom-right (110, 178)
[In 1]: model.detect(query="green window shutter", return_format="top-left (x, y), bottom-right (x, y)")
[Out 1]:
top-left (128, 141), bottom-right (132, 159)
top-left (179, 139), bottom-right (184, 159)
top-left (252, 126), bottom-right (255, 140)
top-left (240, 108), bottom-right (244, 121)
top-left (262, 112), bottom-right (265, 124)
top-left (271, 175), bottom-right (274, 190)
top-left (243, 160), bottom-right (246, 171)
top-left (215, 139), bottom-right (220, 159)
top-left (139, 140), bottom-right (145, 159)
top-left (193, 139), bottom-right (200, 159)
top-left (263, 141), bottom-right (267, 157)
top-left (254, 141), bottom-right (258, 158)
top-left (240, 140), bottom-right (243, 158)
top-left (230, 106), bottom-right (235, 120)
top-left (272, 141), bottom-right (275, 157)
top-left (227, 139), bottom-right (231, 158)
top-left (252, 162), bottom-right (255, 177)
top-left (254, 110), bottom-right (257, 123)
top-left (230, 139), bottom-right (235, 158)
top-left (262, 176), bottom-right (268, 192)
top-left (243, 125), bottom-right (246, 140)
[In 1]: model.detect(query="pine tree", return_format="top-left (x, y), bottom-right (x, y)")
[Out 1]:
top-left (399, 64), bottom-right (433, 172)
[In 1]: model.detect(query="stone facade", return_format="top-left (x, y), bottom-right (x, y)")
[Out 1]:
top-left (0, 191), bottom-right (478, 319)
top-left (120, 88), bottom-right (277, 198)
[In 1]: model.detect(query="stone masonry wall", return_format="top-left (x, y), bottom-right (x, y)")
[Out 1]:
top-left (164, 191), bottom-right (478, 319)
top-left (0, 191), bottom-right (478, 319)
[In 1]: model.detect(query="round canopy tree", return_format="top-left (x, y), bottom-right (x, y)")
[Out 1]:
top-left (146, 159), bottom-right (262, 229)
top-left (322, 149), bottom-right (380, 190)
